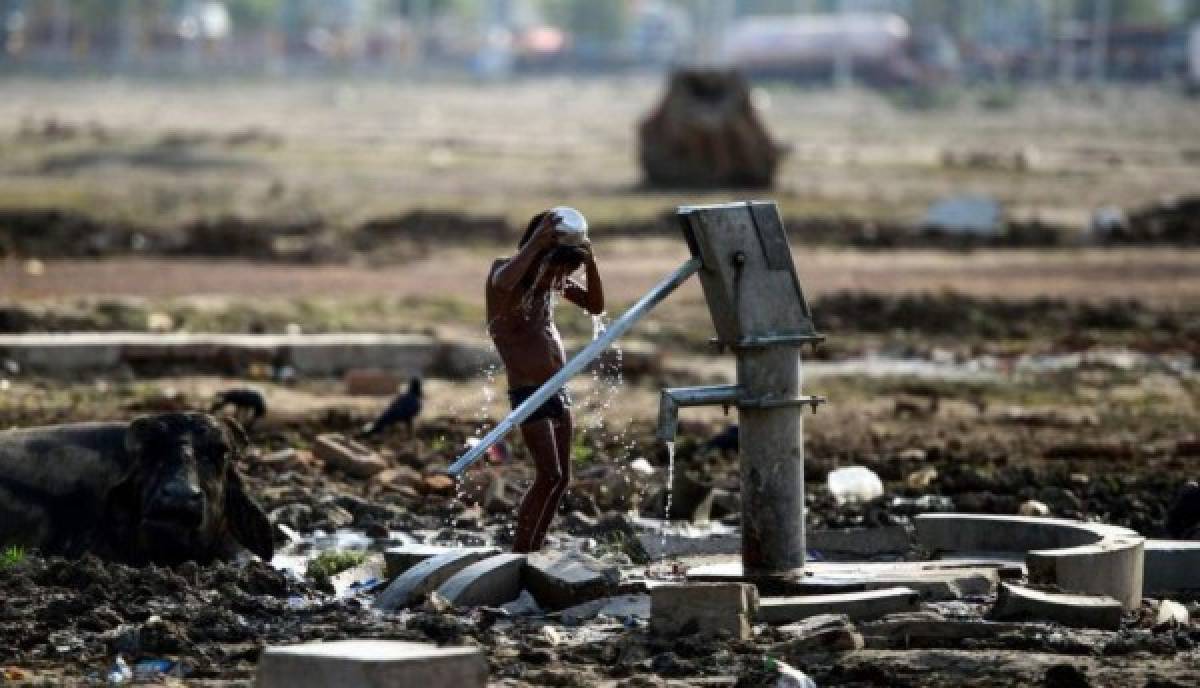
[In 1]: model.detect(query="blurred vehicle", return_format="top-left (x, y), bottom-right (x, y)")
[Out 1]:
top-left (721, 12), bottom-right (957, 87)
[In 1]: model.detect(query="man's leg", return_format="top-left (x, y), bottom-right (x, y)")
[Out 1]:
top-left (528, 411), bottom-right (573, 551)
top-left (513, 418), bottom-right (564, 553)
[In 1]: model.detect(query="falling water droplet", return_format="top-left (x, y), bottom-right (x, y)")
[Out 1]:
top-left (660, 440), bottom-right (675, 559)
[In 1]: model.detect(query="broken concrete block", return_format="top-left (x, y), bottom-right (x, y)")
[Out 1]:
top-left (773, 613), bottom-right (863, 656)
top-left (523, 551), bottom-right (619, 611)
top-left (344, 368), bottom-right (403, 396)
top-left (1143, 539), bottom-right (1200, 596)
top-left (650, 583), bottom-right (758, 640)
top-left (990, 582), bottom-right (1123, 630)
top-left (383, 544), bottom-right (491, 579)
top-left (256, 639), bottom-right (486, 688)
top-left (806, 526), bottom-right (911, 557)
top-left (376, 549), bottom-right (499, 610)
top-left (314, 433), bottom-right (388, 479)
top-left (758, 587), bottom-right (921, 625)
top-left (436, 554), bottom-right (526, 608)
top-left (560, 594), bottom-right (651, 625)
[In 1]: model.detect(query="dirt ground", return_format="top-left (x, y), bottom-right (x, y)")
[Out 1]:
top-left (0, 76), bottom-right (1198, 686)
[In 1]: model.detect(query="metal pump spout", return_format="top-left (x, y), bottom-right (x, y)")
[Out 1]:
top-left (656, 385), bottom-right (740, 444)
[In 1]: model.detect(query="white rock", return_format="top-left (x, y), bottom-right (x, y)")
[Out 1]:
top-left (827, 466), bottom-right (883, 504)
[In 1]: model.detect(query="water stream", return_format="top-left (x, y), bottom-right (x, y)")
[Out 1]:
top-left (660, 440), bottom-right (675, 559)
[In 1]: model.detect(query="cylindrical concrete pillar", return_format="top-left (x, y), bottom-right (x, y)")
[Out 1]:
top-left (737, 345), bottom-right (805, 577)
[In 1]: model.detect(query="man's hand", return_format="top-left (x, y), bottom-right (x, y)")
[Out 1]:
top-left (578, 238), bottom-right (596, 264)
top-left (531, 212), bottom-right (561, 250)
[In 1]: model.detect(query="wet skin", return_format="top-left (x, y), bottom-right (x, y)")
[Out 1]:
top-left (486, 213), bottom-right (605, 552)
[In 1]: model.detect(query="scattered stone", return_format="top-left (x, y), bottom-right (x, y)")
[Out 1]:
top-left (628, 458), bottom-right (655, 477)
top-left (524, 551), bottom-right (619, 611)
top-left (314, 433), bottom-right (389, 479)
top-left (758, 587), bottom-right (921, 624)
top-left (906, 466), bottom-right (938, 489)
top-left (827, 466), bottom-right (884, 504)
top-left (991, 582), bottom-right (1123, 630)
top-left (369, 466), bottom-right (422, 492)
top-left (1019, 500), bottom-right (1052, 517)
top-left (436, 554), bottom-right (526, 608)
top-left (773, 613), bottom-right (863, 656)
top-left (650, 583), bottom-right (758, 640)
top-left (1153, 600), bottom-right (1189, 631)
top-left (420, 473), bottom-right (457, 496)
top-left (256, 640), bottom-right (487, 688)
top-left (375, 549), bottom-right (498, 611)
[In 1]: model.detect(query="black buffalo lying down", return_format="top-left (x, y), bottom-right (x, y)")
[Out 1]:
top-left (0, 412), bottom-right (274, 565)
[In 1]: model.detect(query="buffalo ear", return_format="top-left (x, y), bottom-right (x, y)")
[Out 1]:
top-left (217, 415), bottom-right (250, 454)
top-left (224, 468), bottom-right (275, 561)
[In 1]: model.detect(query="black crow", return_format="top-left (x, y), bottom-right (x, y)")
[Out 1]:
top-left (210, 387), bottom-right (267, 429)
top-left (362, 377), bottom-right (423, 438)
top-left (705, 424), bottom-right (739, 453)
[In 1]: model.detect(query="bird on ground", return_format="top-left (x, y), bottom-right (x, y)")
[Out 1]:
top-left (361, 377), bottom-right (423, 438)
top-left (210, 387), bottom-right (267, 429)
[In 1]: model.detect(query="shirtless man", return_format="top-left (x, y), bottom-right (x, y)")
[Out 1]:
top-left (486, 211), bottom-right (605, 553)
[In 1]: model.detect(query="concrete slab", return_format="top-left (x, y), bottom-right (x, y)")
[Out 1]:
top-left (375, 549), bottom-right (498, 611)
top-left (651, 583), bottom-right (759, 640)
top-left (807, 526), bottom-right (911, 557)
top-left (860, 613), bottom-right (1057, 650)
top-left (383, 545), bottom-right (497, 579)
top-left (687, 561), bottom-right (1000, 600)
top-left (772, 614), bottom-right (864, 656)
top-left (915, 513), bottom-right (1144, 609)
top-left (1144, 539), bottom-right (1200, 595)
top-left (0, 332), bottom-right (437, 376)
top-left (560, 595), bottom-right (650, 625)
top-left (758, 587), bottom-right (921, 624)
top-left (436, 553), bottom-right (526, 608)
top-left (990, 582), bottom-right (1123, 630)
top-left (256, 639), bottom-right (486, 688)
top-left (523, 551), bottom-right (619, 611)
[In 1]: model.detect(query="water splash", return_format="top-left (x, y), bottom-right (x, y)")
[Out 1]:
top-left (659, 440), bottom-right (675, 559)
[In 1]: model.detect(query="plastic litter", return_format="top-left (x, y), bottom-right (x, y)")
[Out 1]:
top-left (133, 659), bottom-right (182, 681)
top-left (775, 660), bottom-right (818, 688)
top-left (826, 466), bottom-right (883, 504)
top-left (105, 656), bottom-right (132, 685)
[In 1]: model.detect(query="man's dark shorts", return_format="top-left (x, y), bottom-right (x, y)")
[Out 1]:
top-left (509, 386), bottom-right (571, 425)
